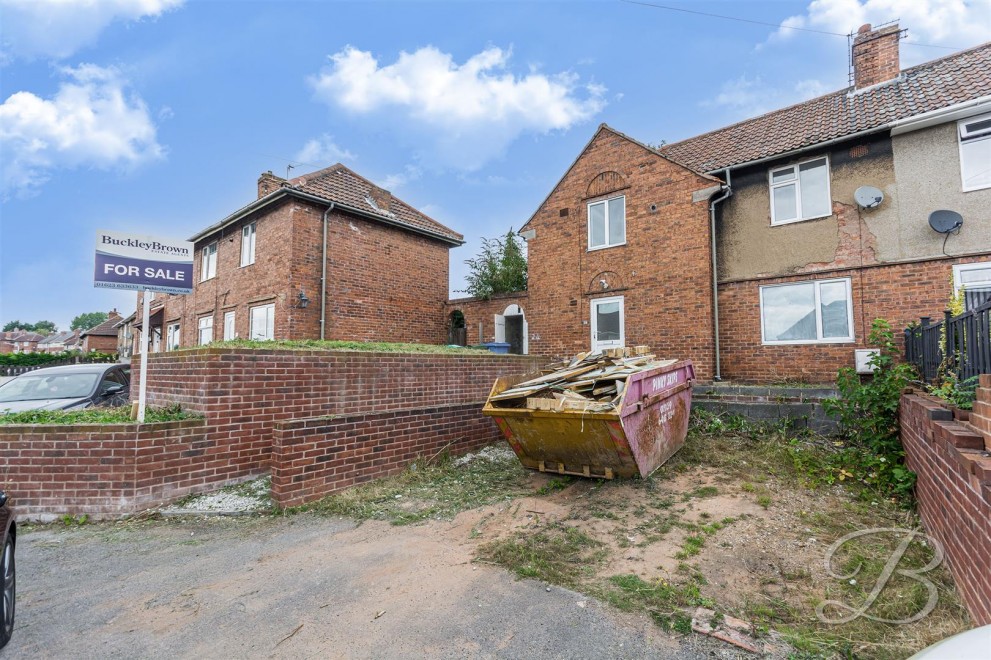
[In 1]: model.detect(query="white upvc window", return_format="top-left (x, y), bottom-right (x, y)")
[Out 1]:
top-left (768, 156), bottom-right (832, 225)
top-left (958, 113), bottom-right (991, 192)
top-left (760, 278), bottom-right (854, 344)
top-left (201, 242), bottom-right (218, 281)
top-left (223, 311), bottom-right (236, 340)
top-left (591, 296), bottom-right (624, 351)
top-left (197, 316), bottom-right (213, 345)
top-left (250, 304), bottom-right (275, 341)
top-left (587, 195), bottom-right (626, 250)
top-left (240, 222), bottom-right (256, 267)
top-left (953, 261), bottom-right (991, 311)
top-left (166, 323), bottom-right (180, 351)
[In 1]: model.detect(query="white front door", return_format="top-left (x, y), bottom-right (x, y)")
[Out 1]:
top-left (591, 296), bottom-right (624, 351)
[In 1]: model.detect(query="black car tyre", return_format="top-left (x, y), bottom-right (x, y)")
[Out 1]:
top-left (0, 533), bottom-right (13, 649)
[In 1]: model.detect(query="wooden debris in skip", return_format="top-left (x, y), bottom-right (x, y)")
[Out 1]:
top-left (492, 348), bottom-right (672, 412)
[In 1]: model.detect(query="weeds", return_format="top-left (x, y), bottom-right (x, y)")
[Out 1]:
top-left (477, 523), bottom-right (606, 588)
top-left (0, 403), bottom-right (197, 425)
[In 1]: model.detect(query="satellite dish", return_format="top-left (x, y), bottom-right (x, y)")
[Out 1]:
top-left (928, 210), bottom-right (963, 234)
top-left (854, 185), bottom-right (884, 209)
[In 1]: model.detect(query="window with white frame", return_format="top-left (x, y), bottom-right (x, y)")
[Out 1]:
top-left (250, 304), bottom-right (275, 341)
top-left (588, 195), bottom-right (625, 250)
top-left (959, 113), bottom-right (991, 191)
top-left (197, 316), bottom-right (213, 345)
top-left (953, 261), bottom-right (991, 311)
top-left (201, 242), bottom-right (217, 281)
top-left (166, 322), bottom-right (180, 351)
top-left (760, 278), bottom-right (854, 344)
top-left (223, 311), bottom-right (236, 340)
top-left (240, 222), bottom-right (256, 267)
top-left (591, 296), bottom-right (624, 351)
top-left (769, 156), bottom-right (831, 225)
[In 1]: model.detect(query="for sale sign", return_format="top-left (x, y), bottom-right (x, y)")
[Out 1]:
top-left (94, 229), bottom-right (194, 294)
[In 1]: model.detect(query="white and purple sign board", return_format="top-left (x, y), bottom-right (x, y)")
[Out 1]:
top-left (94, 229), bottom-right (193, 294)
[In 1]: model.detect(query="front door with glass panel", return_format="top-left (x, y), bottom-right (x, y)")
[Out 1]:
top-left (591, 296), bottom-right (624, 351)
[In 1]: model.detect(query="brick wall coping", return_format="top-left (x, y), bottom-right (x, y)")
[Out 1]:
top-left (0, 418), bottom-right (206, 434)
top-left (447, 291), bottom-right (529, 305)
top-left (141, 346), bottom-right (544, 362)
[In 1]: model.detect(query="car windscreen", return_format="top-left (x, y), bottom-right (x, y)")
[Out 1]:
top-left (0, 373), bottom-right (99, 402)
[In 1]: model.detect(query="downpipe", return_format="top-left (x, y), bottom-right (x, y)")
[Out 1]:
top-left (709, 171), bottom-right (732, 382)
top-left (320, 203), bottom-right (335, 340)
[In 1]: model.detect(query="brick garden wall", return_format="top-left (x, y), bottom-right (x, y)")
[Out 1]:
top-left (271, 402), bottom-right (501, 507)
top-left (718, 256), bottom-right (991, 383)
top-left (0, 419), bottom-right (210, 520)
top-left (900, 377), bottom-right (991, 625)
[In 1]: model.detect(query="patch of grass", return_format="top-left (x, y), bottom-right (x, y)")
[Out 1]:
top-left (208, 338), bottom-right (490, 355)
top-left (681, 485), bottom-right (719, 500)
top-left (0, 403), bottom-right (198, 425)
top-left (477, 522), bottom-right (606, 588)
top-left (756, 494), bottom-right (773, 509)
top-left (298, 446), bottom-right (530, 525)
top-left (535, 477), bottom-right (572, 496)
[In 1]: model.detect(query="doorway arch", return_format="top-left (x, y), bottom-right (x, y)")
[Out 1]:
top-left (494, 304), bottom-right (527, 355)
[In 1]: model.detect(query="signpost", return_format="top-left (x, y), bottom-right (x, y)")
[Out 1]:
top-left (95, 230), bottom-right (193, 422)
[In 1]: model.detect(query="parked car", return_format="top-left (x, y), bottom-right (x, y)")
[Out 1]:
top-left (0, 490), bottom-right (14, 649)
top-left (0, 364), bottom-right (131, 414)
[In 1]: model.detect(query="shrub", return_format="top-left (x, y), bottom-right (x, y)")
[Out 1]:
top-left (825, 319), bottom-right (918, 502)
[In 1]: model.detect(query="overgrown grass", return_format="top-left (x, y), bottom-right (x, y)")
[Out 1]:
top-left (478, 522), bottom-right (606, 588)
top-left (0, 403), bottom-right (197, 425)
top-left (297, 448), bottom-right (531, 524)
top-left (205, 339), bottom-right (492, 354)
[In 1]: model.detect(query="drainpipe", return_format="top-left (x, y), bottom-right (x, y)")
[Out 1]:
top-left (709, 170), bottom-right (732, 381)
top-left (320, 203), bottom-right (336, 340)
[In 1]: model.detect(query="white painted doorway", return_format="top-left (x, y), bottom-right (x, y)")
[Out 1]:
top-left (494, 304), bottom-right (528, 355)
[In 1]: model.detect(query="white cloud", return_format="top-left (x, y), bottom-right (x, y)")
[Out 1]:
top-left (704, 75), bottom-right (828, 119)
top-left (308, 45), bottom-right (606, 169)
top-left (295, 134), bottom-right (355, 165)
top-left (0, 0), bottom-right (184, 60)
top-left (380, 164), bottom-right (422, 191)
top-left (769, 0), bottom-right (991, 64)
top-left (0, 64), bottom-right (164, 197)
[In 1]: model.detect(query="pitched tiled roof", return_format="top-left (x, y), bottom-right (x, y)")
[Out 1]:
top-left (660, 41), bottom-right (991, 173)
top-left (80, 316), bottom-right (122, 337)
top-left (288, 164), bottom-right (463, 243)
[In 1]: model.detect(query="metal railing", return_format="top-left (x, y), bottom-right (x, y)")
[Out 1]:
top-left (905, 299), bottom-right (991, 383)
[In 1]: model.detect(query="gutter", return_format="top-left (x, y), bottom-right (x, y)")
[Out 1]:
top-left (708, 172), bottom-right (732, 382)
top-left (189, 188), bottom-right (463, 246)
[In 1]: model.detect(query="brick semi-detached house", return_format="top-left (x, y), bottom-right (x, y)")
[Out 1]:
top-left (451, 24), bottom-right (991, 384)
top-left (134, 164), bottom-right (463, 352)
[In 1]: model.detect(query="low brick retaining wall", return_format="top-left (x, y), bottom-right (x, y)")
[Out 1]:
top-left (693, 384), bottom-right (839, 434)
top-left (0, 419), bottom-right (211, 520)
top-left (1, 349), bottom-right (543, 518)
top-left (900, 376), bottom-right (991, 625)
top-left (271, 402), bottom-right (500, 507)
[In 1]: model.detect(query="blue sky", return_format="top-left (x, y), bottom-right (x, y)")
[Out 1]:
top-left (2, 0), bottom-right (989, 331)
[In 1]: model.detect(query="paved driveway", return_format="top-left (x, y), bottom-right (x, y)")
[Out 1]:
top-left (6, 514), bottom-right (722, 659)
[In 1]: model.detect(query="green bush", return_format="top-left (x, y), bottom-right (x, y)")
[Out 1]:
top-left (0, 404), bottom-right (195, 425)
top-left (0, 351), bottom-right (116, 367)
top-left (824, 319), bottom-right (918, 502)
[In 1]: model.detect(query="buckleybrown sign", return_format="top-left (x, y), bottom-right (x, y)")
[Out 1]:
top-left (94, 229), bottom-right (194, 294)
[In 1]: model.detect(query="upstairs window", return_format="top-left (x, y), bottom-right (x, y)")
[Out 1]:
top-left (201, 242), bottom-right (217, 281)
top-left (953, 261), bottom-right (991, 311)
top-left (769, 157), bottom-right (831, 225)
top-left (588, 196), bottom-right (625, 250)
top-left (959, 113), bottom-right (991, 191)
top-left (241, 222), bottom-right (256, 267)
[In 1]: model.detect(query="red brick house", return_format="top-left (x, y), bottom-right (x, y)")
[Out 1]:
top-left (80, 311), bottom-right (123, 353)
top-left (136, 164), bottom-right (463, 352)
top-left (453, 24), bottom-right (991, 384)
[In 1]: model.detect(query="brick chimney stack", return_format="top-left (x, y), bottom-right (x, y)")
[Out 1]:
top-left (852, 23), bottom-right (902, 90)
top-left (258, 170), bottom-right (287, 198)
top-left (368, 185), bottom-right (392, 213)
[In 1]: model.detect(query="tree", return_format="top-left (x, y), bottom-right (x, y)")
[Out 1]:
top-left (461, 229), bottom-right (527, 300)
top-left (33, 320), bottom-right (57, 335)
top-left (71, 312), bottom-right (108, 331)
top-left (2, 320), bottom-right (56, 334)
